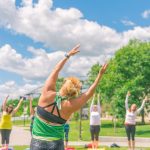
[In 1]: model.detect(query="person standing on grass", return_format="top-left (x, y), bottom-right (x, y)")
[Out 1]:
top-left (0, 95), bottom-right (23, 150)
top-left (30, 44), bottom-right (108, 150)
top-left (29, 96), bottom-right (36, 135)
top-left (64, 120), bottom-right (70, 149)
top-left (90, 94), bottom-right (101, 150)
top-left (125, 91), bottom-right (148, 150)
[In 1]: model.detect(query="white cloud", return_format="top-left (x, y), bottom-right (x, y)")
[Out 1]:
top-left (121, 19), bottom-right (135, 26)
top-left (0, 44), bottom-right (65, 79)
top-left (0, 44), bottom-right (107, 81)
top-left (0, 0), bottom-right (150, 57)
top-left (142, 10), bottom-right (150, 19)
top-left (123, 26), bottom-right (150, 42)
top-left (0, 80), bottom-right (42, 102)
top-left (0, 0), bottom-right (123, 56)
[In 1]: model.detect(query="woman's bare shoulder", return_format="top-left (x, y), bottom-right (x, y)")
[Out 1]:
top-left (38, 91), bottom-right (56, 106)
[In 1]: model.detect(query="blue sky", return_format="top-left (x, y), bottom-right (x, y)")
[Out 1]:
top-left (53, 0), bottom-right (150, 30)
top-left (0, 0), bottom-right (150, 99)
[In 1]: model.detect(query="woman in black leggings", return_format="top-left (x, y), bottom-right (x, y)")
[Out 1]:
top-left (124, 91), bottom-right (147, 150)
top-left (90, 94), bottom-right (101, 150)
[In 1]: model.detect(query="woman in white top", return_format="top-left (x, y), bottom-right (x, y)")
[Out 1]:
top-left (125, 91), bottom-right (147, 150)
top-left (90, 94), bottom-right (101, 150)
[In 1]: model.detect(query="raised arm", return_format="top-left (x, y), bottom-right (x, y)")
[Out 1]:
top-left (97, 94), bottom-right (101, 114)
top-left (125, 91), bottom-right (130, 110)
top-left (69, 63), bottom-right (108, 112)
top-left (2, 95), bottom-right (9, 112)
top-left (13, 98), bottom-right (23, 114)
top-left (43, 45), bottom-right (80, 93)
top-left (137, 96), bottom-right (147, 114)
top-left (29, 96), bottom-right (34, 116)
top-left (90, 94), bottom-right (95, 112)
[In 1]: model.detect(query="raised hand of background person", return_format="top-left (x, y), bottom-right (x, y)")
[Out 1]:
top-left (2, 95), bottom-right (10, 111)
top-left (98, 63), bottom-right (108, 76)
top-left (68, 44), bottom-right (80, 57)
top-left (144, 96), bottom-right (149, 102)
top-left (127, 91), bottom-right (131, 97)
top-left (6, 95), bottom-right (9, 99)
top-left (29, 96), bottom-right (33, 101)
top-left (19, 97), bottom-right (24, 102)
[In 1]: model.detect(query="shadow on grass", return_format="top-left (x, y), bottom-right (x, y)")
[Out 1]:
top-left (136, 130), bottom-right (150, 136)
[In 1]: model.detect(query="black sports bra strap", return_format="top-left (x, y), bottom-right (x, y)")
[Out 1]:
top-left (51, 105), bottom-right (56, 114)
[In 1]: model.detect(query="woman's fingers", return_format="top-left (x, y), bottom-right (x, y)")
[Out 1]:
top-left (73, 44), bottom-right (80, 50)
top-left (104, 63), bottom-right (108, 70)
top-left (99, 63), bottom-right (109, 74)
top-left (68, 44), bottom-right (80, 56)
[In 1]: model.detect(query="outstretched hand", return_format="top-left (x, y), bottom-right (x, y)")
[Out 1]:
top-left (28, 96), bottom-right (33, 101)
top-left (6, 95), bottom-right (9, 99)
top-left (144, 96), bottom-right (149, 102)
top-left (127, 91), bottom-right (131, 96)
top-left (99, 63), bottom-right (108, 75)
top-left (20, 97), bottom-right (24, 102)
top-left (68, 44), bottom-right (80, 57)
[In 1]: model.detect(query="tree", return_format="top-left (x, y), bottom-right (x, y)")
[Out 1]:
top-left (88, 40), bottom-right (150, 123)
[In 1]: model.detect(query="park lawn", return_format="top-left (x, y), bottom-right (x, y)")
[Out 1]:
top-left (13, 119), bottom-right (150, 141)
top-left (69, 120), bottom-right (150, 141)
top-left (13, 146), bottom-right (150, 150)
top-left (13, 120), bottom-right (30, 127)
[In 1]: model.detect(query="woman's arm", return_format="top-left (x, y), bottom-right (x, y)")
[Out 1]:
top-left (68, 63), bottom-right (108, 112)
top-left (13, 98), bottom-right (23, 114)
top-left (42, 45), bottom-right (80, 94)
top-left (29, 96), bottom-right (34, 116)
top-left (137, 96), bottom-right (148, 114)
top-left (90, 94), bottom-right (95, 112)
top-left (2, 95), bottom-right (9, 112)
top-left (125, 91), bottom-right (130, 110)
top-left (97, 94), bottom-right (101, 114)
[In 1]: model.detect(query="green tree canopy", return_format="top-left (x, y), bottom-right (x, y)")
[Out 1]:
top-left (88, 40), bottom-right (150, 119)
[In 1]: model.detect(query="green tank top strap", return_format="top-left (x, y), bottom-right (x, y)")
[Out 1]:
top-left (55, 92), bottom-right (67, 110)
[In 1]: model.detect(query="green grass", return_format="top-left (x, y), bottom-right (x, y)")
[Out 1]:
top-left (68, 120), bottom-right (150, 141)
top-left (13, 119), bottom-right (150, 141)
top-left (13, 120), bottom-right (30, 127)
top-left (13, 146), bottom-right (150, 150)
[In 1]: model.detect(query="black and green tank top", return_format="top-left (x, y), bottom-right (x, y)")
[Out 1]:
top-left (32, 93), bottom-right (67, 141)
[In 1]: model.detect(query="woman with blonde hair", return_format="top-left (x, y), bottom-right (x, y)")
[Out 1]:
top-left (30, 45), bottom-right (108, 150)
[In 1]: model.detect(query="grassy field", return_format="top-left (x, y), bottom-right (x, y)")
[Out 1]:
top-left (13, 119), bottom-right (150, 141)
top-left (13, 146), bottom-right (150, 150)
top-left (68, 120), bottom-right (150, 141)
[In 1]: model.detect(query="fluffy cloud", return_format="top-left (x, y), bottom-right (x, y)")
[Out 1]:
top-left (0, 44), bottom-right (64, 79)
top-left (0, 44), bottom-right (104, 80)
top-left (0, 0), bottom-right (123, 56)
top-left (142, 10), bottom-right (150, 19)
top-left (0, 0), bottom-right (150, 57)
top-left (123, 26), bottom-right (150, 42)
top-left (0, 80), bottom-right (42, 101)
